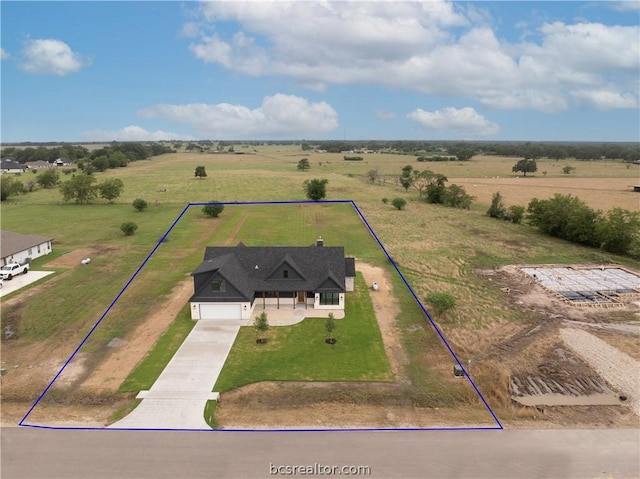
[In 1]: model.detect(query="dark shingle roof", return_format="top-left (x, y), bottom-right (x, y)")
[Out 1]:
top-left (191, 243), bottom-right (351, 301)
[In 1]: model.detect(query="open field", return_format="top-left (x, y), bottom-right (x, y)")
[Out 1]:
top-left (2, 146), bottom-right (639, 429)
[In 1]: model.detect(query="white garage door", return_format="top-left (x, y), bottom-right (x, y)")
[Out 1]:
top-left (199, 303), bottom-right (242, 320)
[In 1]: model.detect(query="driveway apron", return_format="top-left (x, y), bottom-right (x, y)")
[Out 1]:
top-left (110, 320), bottom-right (240, 430)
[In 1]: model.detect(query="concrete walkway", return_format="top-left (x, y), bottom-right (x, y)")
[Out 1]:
top-left (110, 320), bottom-right (240, 430)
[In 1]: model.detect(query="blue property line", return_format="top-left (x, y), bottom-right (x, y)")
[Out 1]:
top-left (22, 199), bottom-right (502, 431)
top-left (19, 203), bottom-right (192, 426)
top-left (349, 201), bottom-right (504, 429)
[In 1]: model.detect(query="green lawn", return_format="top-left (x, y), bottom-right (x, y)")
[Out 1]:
top-left (213, 273), bottom-right (393, 392)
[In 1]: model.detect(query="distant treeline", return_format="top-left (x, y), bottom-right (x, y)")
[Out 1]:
top-left (2, 140), bottom-right (639, 163)
top-left (1, 142), bottom-right (175, 169)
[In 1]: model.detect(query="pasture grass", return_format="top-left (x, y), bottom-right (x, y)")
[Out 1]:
top-left (213, 273), bottom-right (393, 392)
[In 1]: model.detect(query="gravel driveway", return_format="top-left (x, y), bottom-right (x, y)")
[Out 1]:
top-left (561, 328), bottom-right (640, 416)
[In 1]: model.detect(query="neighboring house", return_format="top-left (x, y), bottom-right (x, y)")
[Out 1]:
top-left (54, 157), bottom-right (70, 166)
top-left (634, 185), bottom-right (640, 193)
top-left (0, 159), bottom-right (26, 174)
top-left (190, 238), bottom-right (356, 321)
top-left (25, 161), bottom-right (54, 170)
top-left (0, 231), bottom-right (53, 267)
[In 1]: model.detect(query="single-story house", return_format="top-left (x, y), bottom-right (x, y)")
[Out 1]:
top-left (190, 238), bottom-right (356, 321)
top-left (25, 160), bottom-right (55, 170)
top-left (54, 157), bottom-right (70, 167)
top-left (0, 159), bottom-right (26, 174)
top-left (1, 231), bottom-right (53, 267)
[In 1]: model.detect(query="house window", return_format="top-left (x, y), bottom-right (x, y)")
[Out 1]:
top-left (37, 245), bottom-right (41, 254)
top-left (28, 248), bottom-right (33, 255)
top-left (211, 280), bottom-right (226, 292)
top-left (319, 292), bottom-right (340, 305)
top-left (283, 269), bottom-right (289, 278)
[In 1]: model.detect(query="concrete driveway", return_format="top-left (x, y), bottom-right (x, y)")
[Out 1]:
top-left (0, 270), bottom-right (54, 298)
top-left (110, 319), bottom-right (240, 430)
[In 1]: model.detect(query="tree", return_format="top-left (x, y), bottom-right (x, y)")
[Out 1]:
top-left (401, 164), bottom-right (413, 177)
top-left (392, 197), bottom-right (407, 210)
top-left (325, 313), bottom-right (336, 344)
top-left (303, 178), bottom-right (328, 200)
top-left (487, 191), bottom-right (506, 219)
top-left (424, 173), bottom-right (448, 204)
top-left (98, 178), bottom-right (124, 202)
top-left (301, 141), bottom-right (313, 151)
top-left (91, 155), bottom-right (110, 172)
top-left (526, 194), bottom-right (600, 246)
top-left (120, 222), bottom-right (138, 236)
top-left (425, 292), bottom-right (456, 317)
top-left (399, 176), bottom-right (412, 192)
top-left (59, 173), bottom-right (98, 204)
top-left (411, 170), bottom-right (434, 197)
top-left (455, 148), bottom-right (475, 162)
top-left (202, 201), bottom-right (225, 218)
top-left (0, 176), bottom-right (25, 201)
top-left (442, 184), bottom-right (475, 209)
top-left (595, 208), bottom-right (640, 255)
top-left (562, 165), bottom-right (576, 175)
top-left (194, 166), bottom-right (207, 178)
top-left (132, 198), bottom-right (148, 212)
top-left (512, 159), bottom-right (538, 176)
top-left (297, 158), bottom-right (311, 171)
top-left (254, 311), bottom-right (269, 344)
top-left (367, 169), bottom-right (379, 183)
top-left (36, 169), bottom-right (59, 189)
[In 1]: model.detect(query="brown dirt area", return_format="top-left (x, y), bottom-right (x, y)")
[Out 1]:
top-left (4, 260), bottom-right (640, 429)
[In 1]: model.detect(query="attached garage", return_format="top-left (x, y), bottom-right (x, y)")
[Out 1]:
top-left (198, 303), bottom-right (243, 320)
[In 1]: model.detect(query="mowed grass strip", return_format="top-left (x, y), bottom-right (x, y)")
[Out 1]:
top-left (213, 273), bottom-right (393, 392)
top-left (119, 304), bottom-right (195, 393)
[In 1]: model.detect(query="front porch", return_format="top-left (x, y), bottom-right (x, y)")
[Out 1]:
top-left (250, 304), bottom-right (345, 326)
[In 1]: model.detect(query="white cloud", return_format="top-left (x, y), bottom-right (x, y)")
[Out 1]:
top-left (0, 48), bottom-right (10, 60)
top-left (186, 3), bottom-right (639, 113)
top-left (138, 94), bottom-right (338, 138)
top-left (80, 126), bottom-right (192, 142)
top-left (21, 38), bottom-right (87, 76)
top-left (608, 1), bottom-right (640, 12)
top-left (407, 107), bottom-right (499, 136)
top-left (375, 110), bottom-right (396, 120)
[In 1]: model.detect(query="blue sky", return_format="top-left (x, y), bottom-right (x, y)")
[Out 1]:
top-left (1, 1), bottom-right (639, 142)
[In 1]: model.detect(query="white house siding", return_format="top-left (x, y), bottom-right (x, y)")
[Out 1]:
top-left (345, 277), bottom-right (354, 292)
top-left (314, 293), bottom-right (345, 311)
top-left (1, 240), bottom-right (52, 267)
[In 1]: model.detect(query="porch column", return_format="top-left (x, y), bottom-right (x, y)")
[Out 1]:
top-left (262, 291), bottom-right (265, 309)
top-left (277, 292), bottom-right (280, 309)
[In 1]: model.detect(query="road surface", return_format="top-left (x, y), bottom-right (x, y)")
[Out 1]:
top-left (2, 427), bottom-right (639, 478)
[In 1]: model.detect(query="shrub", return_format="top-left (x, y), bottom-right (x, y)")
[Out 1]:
top-left (120, 222), bottom-right (138, 236)
top-left (381, 198), bottom-right (389, 204)
top-left (425, 292), bottom-right (456, 317)
top-left (132, 198), bottom-right (148, 212)
top-left (506, 205), bottom-right (525, 224)
top-left (392, 197), bottom-right (407, 210)
top-left (487, 192), bottom-right (506, 219)
top-left (202, 202), bottom-right (225, 218)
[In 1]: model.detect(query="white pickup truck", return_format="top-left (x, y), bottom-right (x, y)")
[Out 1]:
top-left (0, 262), bottom-right (29, 280)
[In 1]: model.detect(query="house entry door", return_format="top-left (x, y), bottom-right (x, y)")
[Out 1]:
top-left (297, 292), bottom-right (305, 303)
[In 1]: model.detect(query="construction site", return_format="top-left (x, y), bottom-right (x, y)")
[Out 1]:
top-left (471, 264), bottom-right (640, 424)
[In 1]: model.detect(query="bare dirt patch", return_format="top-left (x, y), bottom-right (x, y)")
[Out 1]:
top-left (79, 278), bottom-right (194, 392)
top-left (45, 248), bottom-right (97, 269)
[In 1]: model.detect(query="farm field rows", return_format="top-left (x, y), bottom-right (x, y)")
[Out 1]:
top-left (1, 147), bottom-right (639, 429)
